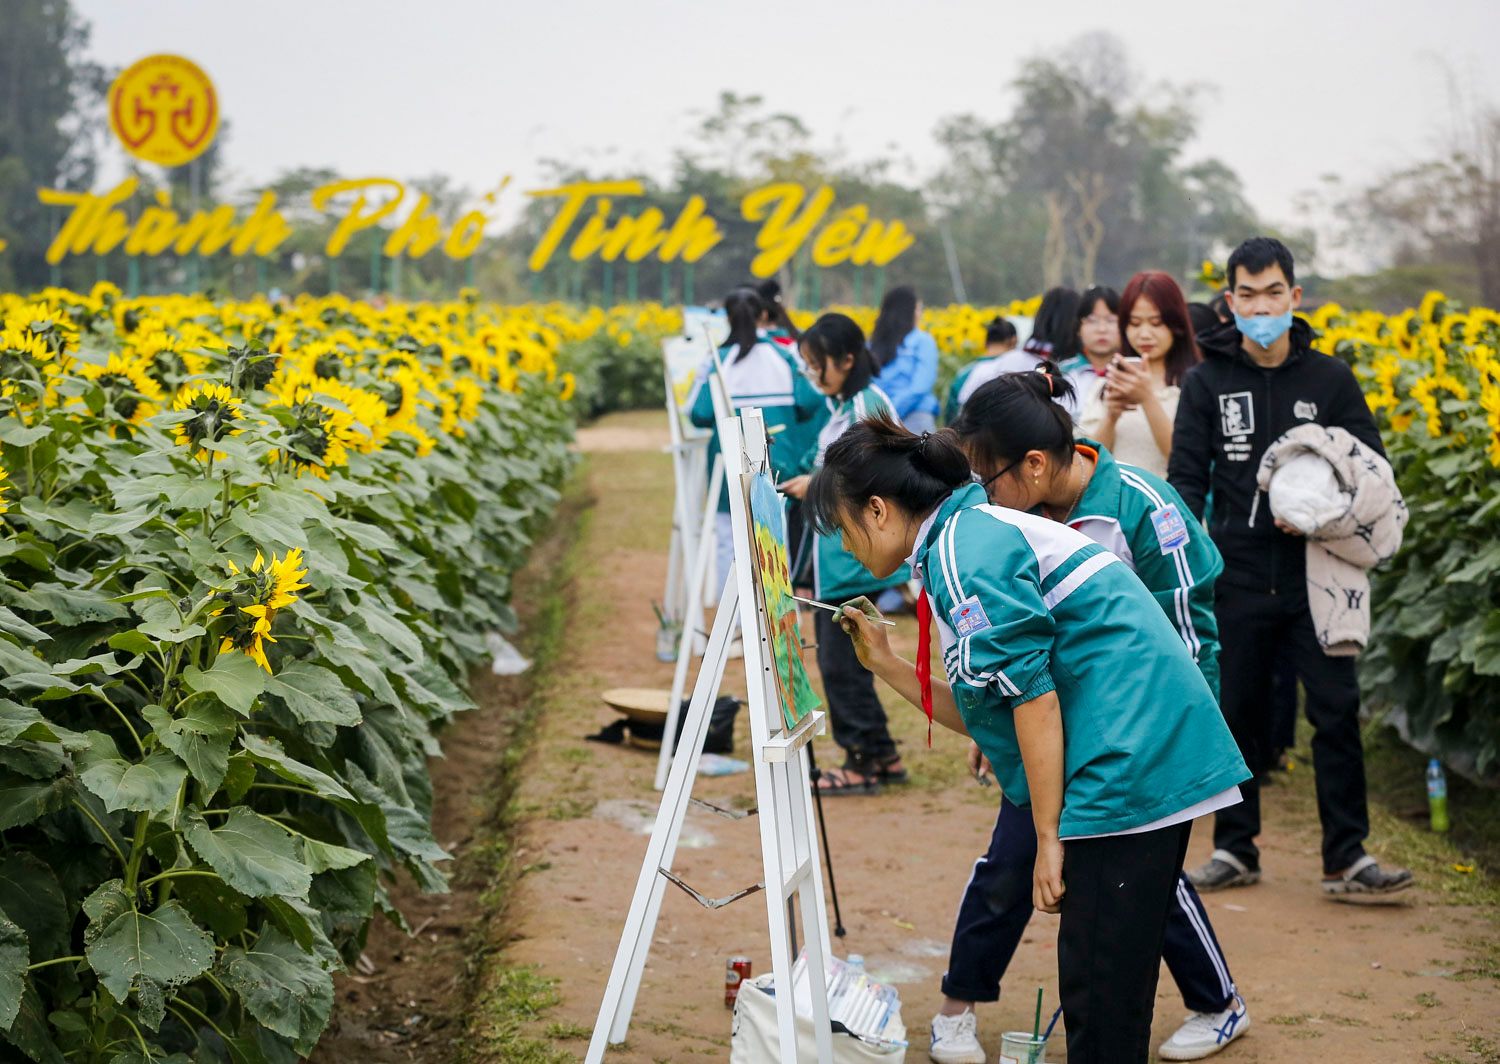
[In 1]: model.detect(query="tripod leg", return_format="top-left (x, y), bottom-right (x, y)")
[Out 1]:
top-left (805, 744), bottom-right (847, 937)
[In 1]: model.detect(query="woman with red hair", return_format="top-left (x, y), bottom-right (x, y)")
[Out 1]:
top-left (1078, 271), bottom-right (1201, 476)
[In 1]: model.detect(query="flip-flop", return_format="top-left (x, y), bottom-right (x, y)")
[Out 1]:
top-left (873, 758), bottom-right (909, 784)
top-left (816, 766), bottom-right (882, 797)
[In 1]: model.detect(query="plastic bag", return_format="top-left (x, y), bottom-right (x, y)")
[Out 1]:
top-left (484, 630), bottom-right (531, 675)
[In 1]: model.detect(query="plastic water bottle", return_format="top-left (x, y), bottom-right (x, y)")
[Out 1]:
top-left (846, 954), bottom-right (865, 975)
top-left (1426, 759), bottom-right (1449, 833)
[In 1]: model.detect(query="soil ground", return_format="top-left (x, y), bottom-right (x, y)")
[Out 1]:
top-left (320, 410), bottom-right (1499, 1064)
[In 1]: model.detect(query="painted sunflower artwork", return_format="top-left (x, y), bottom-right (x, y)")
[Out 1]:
top-left (748, 472), bottom-right (821, 729)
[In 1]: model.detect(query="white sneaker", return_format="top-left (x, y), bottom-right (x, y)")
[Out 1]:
top-left (1158, 993), bottom-right (1250, 1060)
top-left (928, 1009), bottom-right (986, 1064)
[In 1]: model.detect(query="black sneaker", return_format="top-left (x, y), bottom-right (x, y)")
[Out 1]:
top-left (1322, 856), bottom-right (1413, 901)
top-left (1186, 850), bottom-right (1262, 892)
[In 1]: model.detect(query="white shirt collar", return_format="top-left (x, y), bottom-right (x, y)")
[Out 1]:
top-left (904, 505), bottom-right (944, 574)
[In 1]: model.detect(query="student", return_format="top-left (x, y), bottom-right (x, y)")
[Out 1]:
top-left (689, 287), bottom-right (823, 591)
top-left (756, 278), bottom-right (801, 344)
top-left (1078, 270), bottom-right (1199, 477)
top-left (943, 317), bottom-right (1020, 423)
top-left (805, 418), bottom-right (1248, 1064)
top-left (779, 313), bottom-right (910, 793)
top-left (1169, 236), bottom-right (1413, 897)
top-left (869, 285), bottom-right (941, 433)
top-left (1021, 286), bottom-right (1082, 363)
top-left (1058, 284), bottom-right (1119, 412)
top-left (929, 367), bottom-right (1249, 1064)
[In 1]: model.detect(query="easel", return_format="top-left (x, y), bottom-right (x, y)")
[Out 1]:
top-left (659, 325), bottom-right (718, 672)
top-left (653, 360), bottom-right (730, 791)
top-left (588, 408), bottom-right (836, 1064)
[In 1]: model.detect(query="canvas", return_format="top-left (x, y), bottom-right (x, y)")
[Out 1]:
top-left (748, 472), bottom-right (821, 729)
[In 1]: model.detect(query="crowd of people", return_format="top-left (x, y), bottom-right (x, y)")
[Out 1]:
top-left (686, 236), bottom-right (1412, 1064)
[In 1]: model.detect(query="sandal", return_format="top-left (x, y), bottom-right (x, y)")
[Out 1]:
top-left (871, 755), bottom-right (908, 784)
top-left (815, 766), bottom-right (882, 797)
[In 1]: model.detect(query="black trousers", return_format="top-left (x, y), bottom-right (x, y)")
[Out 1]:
top-left (1213, 585), bottom-right (1370, 874)
top-left (1058, 822), bottom-right (1192, 1064)
top-left (813, 609), bottom-right (896, 763)
top-left (942, 799), bottom-right (1235, 1015)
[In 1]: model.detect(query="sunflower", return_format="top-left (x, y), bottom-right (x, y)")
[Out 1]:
top-left (79, 353), bottom-right (165, 425)
top-left (215, 548), bottom-right (310, 672)
top-left (269, 386), bottom-right (365, 478)
top-left (173, 382), bottom-right (245, 460)
top-left (0, 464), bottom-right (9, 517)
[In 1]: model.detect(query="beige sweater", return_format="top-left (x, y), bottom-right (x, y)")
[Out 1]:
top-left (1077, 382), bottom-right (1180, 478)
top-left (1256, 424), bottom-right (1408, 656)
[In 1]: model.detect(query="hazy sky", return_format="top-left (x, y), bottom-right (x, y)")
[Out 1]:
top-left (76, 0), bottom-right (1500, 242)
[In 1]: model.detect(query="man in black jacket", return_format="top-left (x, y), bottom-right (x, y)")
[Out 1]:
top-left (1169, 236), bottom-right (1413, 898)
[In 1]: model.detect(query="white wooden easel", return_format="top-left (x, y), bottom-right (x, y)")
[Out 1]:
top-left (588, 408), bottom-right (836, 1064)
top-left (653, 364), bottom-right (730, 791)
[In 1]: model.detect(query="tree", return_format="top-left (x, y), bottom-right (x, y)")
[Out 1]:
top-left (928, 32), bottom-right (1258, 301)
top-left (0, 0), bottom-right (107, 289)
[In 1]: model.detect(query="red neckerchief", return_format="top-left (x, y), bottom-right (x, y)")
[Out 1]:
top-left (916, 590), bottom-right (933, 747)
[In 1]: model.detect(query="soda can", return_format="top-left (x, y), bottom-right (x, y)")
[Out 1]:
top-left (725, 956), bottom-right (752, 1007)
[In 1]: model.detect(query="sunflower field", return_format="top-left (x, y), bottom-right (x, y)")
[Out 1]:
top-left (0, 285), bottom-right (574, 1062)
top-left (1308, 294), bottom-right (1500, 776)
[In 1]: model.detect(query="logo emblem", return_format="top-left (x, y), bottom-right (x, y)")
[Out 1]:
top-left (1293, 399), bottom-right (1318, 421)
top-left (108, 54), bottom-right (220, 167)
top-left (949, 595), bottom-right (991, 637)
top-left (1150, 504), bottom-right (1190, 554)
top-left (1219, 392), bottom-right (1255, 437)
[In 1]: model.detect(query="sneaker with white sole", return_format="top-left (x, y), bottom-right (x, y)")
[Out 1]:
top-left (1158, 993), bottom-right (1250, 1060)
top-left (1186, 849), bottom-right (1261, 892)
top-left (1321, 854), bottom-right (1413, 902)
top-left (928, 1009), bottom-right (986, 1064)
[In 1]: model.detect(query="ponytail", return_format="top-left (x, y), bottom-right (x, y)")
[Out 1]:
top-left (722, 286), bottom-right (765, 363)
top-left (950, 361), bottom-right (1075, 468)
top-left (807, 414), bottom-right (971, 536)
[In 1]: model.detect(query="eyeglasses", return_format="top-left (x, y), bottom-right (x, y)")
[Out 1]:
top-left (973, 459), bottom-right (1021, 490)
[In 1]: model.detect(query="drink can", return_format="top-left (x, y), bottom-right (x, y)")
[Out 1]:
top-left (725, 956), bottom-right (752, 1007)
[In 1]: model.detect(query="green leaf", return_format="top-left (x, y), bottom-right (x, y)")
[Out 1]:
top-left (222, 754), bottom-right (256, 803)
top-left (183, 810), bottom-right (311, 899)
top-left (0, 908), bottom-right (27, 1031)
top-left (1, 982), bottom-right (62, 1064)
top-left (216, 928), bottom-right (334, 1054)
top-left (140, 703), bottom-right (236, 793)
top-left (228, 506), bottom-right (306, 550)
top-left (135, 619), bottom-right (205, 644)
top-left (79, 750), bottom-right (187, 815)
top-left (183, 652), bottom-right (267, 715)
top-left (0, 700), bottom-right (58, 747)
top-left (106, 630), bottom-right (158, 656)
top-left (0, 607), bottom-right (48, 643)
top-left (300, 837), bottom-right (370, 874)
top-left (0, 773), bottom-right (73, 830)
top-left (352, 601), bottom-right (423, 663)
top-left (83, 900), bottom-right (214, 1004)
top-left (238, 735), bottom-right (354, 802)
top-left (0, 422), bottom-right (51, 446)
top-left (10, 584), bottom-right (127, 627)
top-left (172, 875), bottom-right (249, 940)
top-left (86, 508), bottom-right (154, 536)
top-left (0, 856), bottom-right (69, 963)
top-left (264, 661), bottom-right (360, 727)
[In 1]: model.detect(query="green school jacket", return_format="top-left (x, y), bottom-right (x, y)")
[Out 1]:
top-left (797, 384), bottom-right (911, 601)
top-left (943, 360), bottom-right (986, 424)
top-left (913, 482), bottom-right (1248, 838)
top-left (688, 339), bottom-right (824, 513)
top-left (1067, 440), bottom-right (1224, 699)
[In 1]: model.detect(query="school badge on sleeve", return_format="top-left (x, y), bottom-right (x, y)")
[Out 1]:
top-left (950, 595), bottom-right (991, 637)
top-left (1151, 503), bottom-right (1190, 554)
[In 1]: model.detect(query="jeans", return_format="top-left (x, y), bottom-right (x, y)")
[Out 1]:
top-left (1213, 585), bottom-right (1370, 874)
top-left (942, 799), bottom-right (1235, 1016)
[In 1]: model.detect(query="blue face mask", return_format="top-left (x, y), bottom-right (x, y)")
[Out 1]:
top-left (1234, 310), bottom-right (1293, 349)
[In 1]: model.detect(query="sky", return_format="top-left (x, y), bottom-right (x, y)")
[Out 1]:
top-left (75, 0), bottom-right (1500, 269)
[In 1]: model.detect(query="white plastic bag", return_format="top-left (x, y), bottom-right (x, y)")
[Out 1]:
top-left (484, 631), bottom-right (531, 675)
top-left (731, 974), bottom-right (906, 1063)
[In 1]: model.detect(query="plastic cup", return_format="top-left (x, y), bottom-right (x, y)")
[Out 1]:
top-left (998, 1031), bottom-right (1047, 1064)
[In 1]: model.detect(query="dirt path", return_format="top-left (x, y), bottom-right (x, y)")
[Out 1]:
top-left (323, 409), bottom-right (1499, 1064)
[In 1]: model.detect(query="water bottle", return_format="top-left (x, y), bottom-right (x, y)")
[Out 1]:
top-left (1426, 758), bottom-right (1449, 833)
top-left (846, 954), bottom-right (865, 975)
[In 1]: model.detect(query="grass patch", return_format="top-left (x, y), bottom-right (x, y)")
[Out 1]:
top-left (452, 466), bottom-right (598, 1064)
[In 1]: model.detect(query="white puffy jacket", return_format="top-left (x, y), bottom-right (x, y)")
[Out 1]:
top-left (1255, 424), bottom-right (1408, 656)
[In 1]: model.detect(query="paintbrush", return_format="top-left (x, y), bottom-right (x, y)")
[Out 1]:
top-left (792, 595), bottom-right (897, 627)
